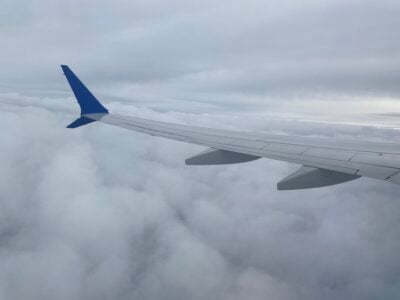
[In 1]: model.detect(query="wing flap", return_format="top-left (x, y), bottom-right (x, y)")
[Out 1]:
top-left (302, 148), bottom-right (355, 161)
top-left (351, 153), bottom-right (400, 169)
top-left (263, 143), bottom-right (308, 154)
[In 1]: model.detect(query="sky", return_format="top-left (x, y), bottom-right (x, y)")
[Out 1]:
top-left (1, 1), bottom-right (400, 299)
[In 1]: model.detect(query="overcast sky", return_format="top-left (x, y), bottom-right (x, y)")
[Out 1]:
top-left (1, 1), bottom-right (400, 300)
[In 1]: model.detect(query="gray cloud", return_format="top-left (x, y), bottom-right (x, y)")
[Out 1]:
top-left (1, 0), bottom-right (400, 102)
top-left (1, 1), bottom-right (400, 299)
top-left (1, 99), bottom-right (400, 300)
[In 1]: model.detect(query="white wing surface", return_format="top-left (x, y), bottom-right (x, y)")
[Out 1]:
top-left (62, 65), bottom-right (400, 190)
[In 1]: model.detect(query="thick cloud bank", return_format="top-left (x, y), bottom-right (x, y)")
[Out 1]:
top-left (1, 98), bottom-right (400, 300)
top-left (1, 0), bottom-right (400, 299)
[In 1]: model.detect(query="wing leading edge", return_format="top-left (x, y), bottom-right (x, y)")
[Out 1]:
top-left (61, 65), bottom-right (400, 190)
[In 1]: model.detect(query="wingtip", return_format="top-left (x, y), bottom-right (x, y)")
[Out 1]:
top-left (61, 65), bottom-right (109, 115)
top-left (60, 65), bottom-right (69, 73)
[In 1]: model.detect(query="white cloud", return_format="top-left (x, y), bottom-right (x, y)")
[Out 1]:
top-left (1, 0), bottom-right (400, 299)
top-left (1, 98), bottom-right (400, 299)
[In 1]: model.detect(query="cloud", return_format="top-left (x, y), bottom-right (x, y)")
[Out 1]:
top-left (1, 96), bottom-right (400, 300)
top-left (1, 1), bottom-right (400, 299)
top-left (1, 0), bottom-right (400, 101)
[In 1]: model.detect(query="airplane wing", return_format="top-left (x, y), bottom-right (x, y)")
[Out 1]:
top-left (61, 65), bottom-right (400, 190)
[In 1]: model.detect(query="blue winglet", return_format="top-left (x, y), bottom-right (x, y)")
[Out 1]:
top-left (67, 116), bottom-right (97, 128)
top-left (61, 65), bottom-right (109, 115)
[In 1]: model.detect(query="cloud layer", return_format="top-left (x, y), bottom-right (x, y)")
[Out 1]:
top-left (1, 1), bottom-right (400, 299)
top-left (2, 0), bottom-right (400, 104)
